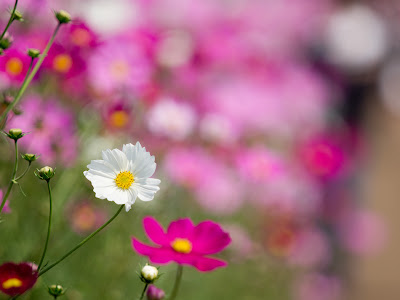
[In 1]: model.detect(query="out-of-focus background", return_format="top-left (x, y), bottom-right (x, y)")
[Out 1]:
top-left (1, 0), bottom-right (400, 299)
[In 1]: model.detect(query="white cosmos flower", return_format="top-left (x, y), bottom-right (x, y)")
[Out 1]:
top-left (83, 142), bottom-right (161, 212)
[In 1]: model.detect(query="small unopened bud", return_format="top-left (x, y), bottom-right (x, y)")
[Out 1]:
top-left (48, 285), bottom-right (65, 298)
top-left (12, 10), bottom-right (23, 22)
top-left (6, 128), bottom-right (24, 140)
top-left (55, 10), bottom-right (71, 24)
top-left (27, 48), bottom-right (40, 58)
top-left (141, 265), bottom-right (159, 283)
top-left (0, 33), bottom-right (13, 50)
top-left (147, 285), bottom-right (165, 300)
top-left (22, 153), bottom-right (38, 163)
top-left (35, 166), bottom-right (55, 181)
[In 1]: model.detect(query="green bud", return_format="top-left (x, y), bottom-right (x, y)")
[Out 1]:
top-left (48, 285), bottom-right (65, 298)
top-left (21, 153), bottom-right (38, 163)
top-left (0, 33), bottom-right (13, 50)
top-left (55, 10), bottom-right (71, 24)
top-left (12, 10), bottom-right (23, 22)
top-left (35, 166), bottom-right (55, 181)
top-left (6, 128), bottom-right (24, 141)
top-left (27, 48), bottom-right (40, 58)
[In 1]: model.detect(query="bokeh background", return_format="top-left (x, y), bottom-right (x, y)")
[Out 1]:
top-left (1, 0), bottom-right (400, 299)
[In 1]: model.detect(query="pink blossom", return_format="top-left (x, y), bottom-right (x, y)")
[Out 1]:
top-left (7, 95), bottom-right (78, 166)
top-left (0, 49), bottom-right (31, 83)
top-left (88, 36), bottom-right (151, 94)
top-left (67, 201), bottom-right (108, 235)
top-left (132, 217), bottom-right (231, 272)
top-left (294, 272), bottom-right (342, 300)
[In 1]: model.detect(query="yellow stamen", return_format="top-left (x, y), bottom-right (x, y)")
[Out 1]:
top-left (53, 54), bottom-right (73, 73)
top-left (110, 60), bottom-right (129, 79)
top-left (171, 238), bottom-right (192, 254)
top-left (71, 28), bottom-right (91, 46)
top-left (6, 58), bottom-right (23, 76)
top-left (2, 278), bottom-right (23, 289)
top-left (115, 171), bottom-right (134, 189)
top-left (110, 111), bottom-right (129, 128)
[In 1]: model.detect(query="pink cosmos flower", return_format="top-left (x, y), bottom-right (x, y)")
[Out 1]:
top-left (0, 49), bottom-right (31, 83)
top-left (132, 217), bottom-right (231, 272)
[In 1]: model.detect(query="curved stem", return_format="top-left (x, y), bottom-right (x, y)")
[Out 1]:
top-left (169, 265), bottom-right (183, 300)
top-left (0, 0), bottom-right (18, 41)
top-left (139, 283), bottom-right (149, 300)
top-left (38, 205), bottom-right (124, 276)
top-left (14, 161), bottom-right (31, 181)
top-left (37, 181), bottom-right (53, 271)
top-left (0, 23), bottom-right (61, 125)
top-left (0, 141), bottom-right (18, 214)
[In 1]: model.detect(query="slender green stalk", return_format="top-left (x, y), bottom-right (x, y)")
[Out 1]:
top-left (37, 181), bottom-right (53, 271)
top-left (139, 283), bottom-right (149, 300)
top-left (38, 205), bottom-right (124, 276)
top-left (0, 141), bottom-right (18, 214)
top-left (0, 23), bottom-right (61, 124)
top-left (14, 162), bottom-right (31, 181)
top-left (0, 0), bottom-right (18, 41)
top-left (169, 265), bottom-right (183, 300)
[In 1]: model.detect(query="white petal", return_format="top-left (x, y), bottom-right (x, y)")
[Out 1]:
top-left (87, 160), bottom-right (118, 177)
top-left (134, 178), bottom-right (160, 202)
top-left (107, 188), bottom-right (131, 205)
top-left (102, 149), bottom-right (128, 171)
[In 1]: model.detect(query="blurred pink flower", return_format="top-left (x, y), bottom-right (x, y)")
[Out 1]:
top-left (223, 224), bottom-right (256, 261)
top-left (44, 44), bottom-right (86, 78)
top-left (294, 272), bottom-right (342, 300)
top-left (0, 190), bottom-right (11, 214)
top-left (67, 201), bottom-right (107, 235)
top-left (147, 98), bottom-right (197, 140)
top-left (7, 95), bottom-right (78, 166)
top-left (88, 36), bottom-right (151, 94)
top-left (0, 49), bottom-right (31, 83)
top-left (338, 210), bottom-right (386, 255)
top-left (132, 216), bottom-right (231, 271)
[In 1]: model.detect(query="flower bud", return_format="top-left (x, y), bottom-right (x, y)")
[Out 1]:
top-left (147, 285), bottom-right (165, 300)
top-left (12, 10), bottom-right (23, 22)
top-left (27, 48), bottom-right (40, 58)
top-left (141, 265), bottom-right (159, 283)
top-left (35, 166), bottom-right (55, 181)
top-left (6, 128), bottom-right (24, 140)
top-left (0, 33), bottom-right (13, 50)
top-left (48, 284), bottom-right (65, 298)
top-left (55, 10), bottom-right (71, 24)
top-left (21, 153), bottom-right (38, 163)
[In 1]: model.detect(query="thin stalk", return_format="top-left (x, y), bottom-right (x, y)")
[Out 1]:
top-left (139, 283), bottom-right (149, 300)
top-left (169, 265), bottom-right (183, 300)
top-left (14, 161), bottom-right (31, 181)
top-left (38, 205), bottom-right (124, 276)
top-left (0, 141), bottom-right (18, 214)
top-left (0, 23), bottom-right (61, 124)
top-left (0, 0), bottom-right (18, 41)
top-left (37, 181), bottom-right (53, 271)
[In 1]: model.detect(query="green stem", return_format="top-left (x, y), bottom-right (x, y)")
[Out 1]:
top-left (37, 181), bottom-right (53, 271)
top-left (139, 283), bottom-right (149, 300)
top-left (0, 0), bottom-right (18, 41)
top-left (0, 23), bottom-right (61, 125)
top-left (169, 265), bottom-right (183, 300)
top-left (14, 161), bottom-right (31, 181)
top-left (0, 140), bottom-right (18, 214)
top-left (38, 205), bottom-right (124, 276)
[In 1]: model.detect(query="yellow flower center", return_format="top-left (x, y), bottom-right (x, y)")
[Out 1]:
top-left (71, 28), bottom-right (91, 46)
top-left (2, 278), bottom-right (23, 289)
top-left (110, 60), bottom-right (129, 80)
top-left (115, 171), bottom-right (134, 189)
top-left (6, 58), bottom-right (23, 76)
top-left (171, 238), bottom-right (192, 253)
top-left (53, 54), bottom-right (73, 73)
top-left (110, 111), bottom-right (129, 128)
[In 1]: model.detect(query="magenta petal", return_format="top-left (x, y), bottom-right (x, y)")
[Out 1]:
top-left (167, 218), bottom-right (195, 241)
top-left (143, 216), bottom-right (168, 246)
top-left (177, 254), bottom-right (228, 272)
top-left (132, 238), bottom-right (174, 264)
top-left (192, 221), bottom-right (232, 255)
